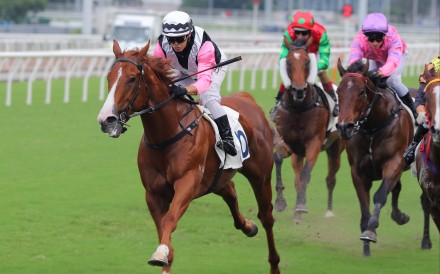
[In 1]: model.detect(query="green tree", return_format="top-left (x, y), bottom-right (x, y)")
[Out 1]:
top-left (0, 0), bottom-right (47, 23)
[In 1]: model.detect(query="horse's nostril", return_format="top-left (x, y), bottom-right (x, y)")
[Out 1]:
top-left (105, 116), bottom-right (118, 125)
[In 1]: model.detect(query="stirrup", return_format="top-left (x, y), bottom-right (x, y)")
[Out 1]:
top-left (332, 104), bottom-right (339, 117)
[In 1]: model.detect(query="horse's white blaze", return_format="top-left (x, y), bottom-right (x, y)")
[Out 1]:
top-left (97, 67), bottom-right (122, 123)
top-left (294, 52), bottom-right (300, 59)
top-left (347, 80), bottom-right (353, 89)
top-left (433, 85), bottom-right (440, 130)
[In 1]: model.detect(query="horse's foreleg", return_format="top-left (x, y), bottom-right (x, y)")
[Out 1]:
top-left (291, 154), bottom-right (305, 221)
top-left (274, 152), bottom-right (287, 212)
top-left (148, 173), bottom-right (201, 268)
top-left (215, 181), bottom-right (258, 237)
top-left (324, 140), bottom-right (343, 218)
top-left (420, 193), bottom-right (432, 249)
top-left (390, 180), bottom-right (410, 225)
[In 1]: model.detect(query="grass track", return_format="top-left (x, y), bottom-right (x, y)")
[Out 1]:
top-left (0, 75), bottom-right (439, 274)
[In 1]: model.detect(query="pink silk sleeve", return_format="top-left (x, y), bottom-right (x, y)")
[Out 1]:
top-left (192, 41), bottom-right (216, 94)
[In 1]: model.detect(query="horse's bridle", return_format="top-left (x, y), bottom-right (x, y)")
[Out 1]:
top-left (341, 72), bottom-right (384, 134)
top-left (113, 58), bottom-right (177, 124)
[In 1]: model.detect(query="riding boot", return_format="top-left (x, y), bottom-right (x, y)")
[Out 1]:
top-left (326, 88), bottom-right (339, 117)
top-left (214, 115), bottom-right (237, 156)
top-left (269, 89), bottom-right (284, 122)
top-left (399, 93), bottom-right (418, 121)
top-left (403, 123), bottom-right (429, 168)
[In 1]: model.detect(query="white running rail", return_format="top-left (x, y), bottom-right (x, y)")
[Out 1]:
top-left (0, 44), bottom-right (438, 106)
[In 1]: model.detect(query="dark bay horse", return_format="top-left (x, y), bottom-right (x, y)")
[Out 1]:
top-left (273, 38), bottom-right (345, 221)
top-left (97, 40), bottom-right (280, 273)
top-left (336, 59), bottom-right (413, 256)
top-left (415, 68), bottom-right (440, 245)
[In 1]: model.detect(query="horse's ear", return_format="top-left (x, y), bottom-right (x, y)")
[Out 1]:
top-left (113, 40), bottom-right (122, 58)
top-left (139, 40), bottom-right (151, 58)
top-left (423, 63), bottom-right (435, 82)
top-left (362, 59), bottom-right (369, 75)
top-left (337, 58), bottom-right (346, 77)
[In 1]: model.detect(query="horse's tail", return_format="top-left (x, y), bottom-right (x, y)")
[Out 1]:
top-left (271, 125), bottom-right (292, 158)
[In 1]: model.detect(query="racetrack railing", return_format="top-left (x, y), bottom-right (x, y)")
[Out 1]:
top-left (0, 43), bottom-right (437, 106)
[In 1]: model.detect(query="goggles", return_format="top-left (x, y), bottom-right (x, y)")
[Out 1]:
top-left (294, 30), bottom-right (311, 36)
top-left (167, 35), bottom-right (188, 44)
top-left (365, 32), bottom-right (385, 43)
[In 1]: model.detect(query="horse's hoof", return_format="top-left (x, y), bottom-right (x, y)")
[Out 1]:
top-left (244, 220), bottom-right (258, 237)
top-left (360, 230), bottom-right (377, 243)
top-left (325, 210), bottom-right (334, 218)
top-left (148, 245), bottom-right (169, 267)
top-left (295, 204), bottom-right (308, 213)
top-left (391, 211), bottom-right (410, 225)
top-left (293, 211), bottom-right (302, 223)
top-left (274, 197), bottom-right (287, 212)
top-left (147, 256), bottom-right (168, 267)
top-left (421, 239), bottom-right (432, 250)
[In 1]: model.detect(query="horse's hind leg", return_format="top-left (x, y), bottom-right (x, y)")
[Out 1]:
top-left (274, 152), bottom-right (287, 212)
top-left (390, 180), bottom-right (410, 225)
top-left (420, 193), bottom-right (432, 249)
top-left (215, 181), bottom-right (259, 237)
top-left (246, 173), bottom-right (281, 274)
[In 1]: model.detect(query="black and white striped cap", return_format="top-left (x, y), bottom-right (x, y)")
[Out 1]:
top-left (162, 11), bottom-right (193, 37)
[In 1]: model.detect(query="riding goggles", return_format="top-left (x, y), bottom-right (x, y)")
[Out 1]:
top-left (294, 30), bottom-right (311, 36)
top-left (167, 35), bottom-right (188, 44)
top-left (365, 32), bottom-right (385, 42)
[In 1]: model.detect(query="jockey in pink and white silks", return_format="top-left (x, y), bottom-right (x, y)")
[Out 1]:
top-left (349, 13), bottom-right (417, 120)
top-left (153, 11), bottom-right (236, 156)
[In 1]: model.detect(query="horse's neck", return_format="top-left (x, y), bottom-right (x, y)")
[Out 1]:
top-left (140, 101), bottom-right (190, 143)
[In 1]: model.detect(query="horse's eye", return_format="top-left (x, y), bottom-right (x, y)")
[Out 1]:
top-left (128, 76), bottom-right (136, 84)
top-left (359, 88), bottom-right (366, 96)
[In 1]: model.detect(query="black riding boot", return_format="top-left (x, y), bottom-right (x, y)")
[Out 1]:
top-left (214, 115), bottom-right (237, 156)
top-left (326, 88), bottom-right (339, 117)
top-left (400, 93), bottom-right (418, 121)
top-left (269, 90), bottom-right (283, 122)
top-left (403, 123), bottom-right (429, 168)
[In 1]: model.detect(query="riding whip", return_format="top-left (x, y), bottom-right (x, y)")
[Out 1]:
top-left (172, 56), bottom-right (242, 83)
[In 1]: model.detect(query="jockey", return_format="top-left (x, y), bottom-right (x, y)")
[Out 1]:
top-left (270, 10), bottom-right (339, 119)
top-left (153, 10), bottom-right (237, 156)
top-left (349, 13), bottom-right (417, 120)
top-left (403, 54), bottom-right (440, 168)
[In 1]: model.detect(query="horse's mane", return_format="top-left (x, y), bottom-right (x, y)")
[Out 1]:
top-left (124, 49), bottom-right (174, 86)
top-left (347, 60), bottom-right (365, 73)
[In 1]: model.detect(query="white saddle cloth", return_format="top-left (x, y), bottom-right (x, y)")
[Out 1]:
top-left (198, 105), bottom-right (250, 169)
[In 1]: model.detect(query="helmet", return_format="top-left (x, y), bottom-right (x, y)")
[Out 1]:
top-left (431, 55), bottom-right (440, 72)
top-left (362, 13), bottom-right (388, 34)
top-left (290, 11), bottom-right (314, 31)
top-left (162, 11), bottom-right (193, 37)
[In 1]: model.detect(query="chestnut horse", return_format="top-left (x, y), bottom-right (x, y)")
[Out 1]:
top-left (97, 40), bottom-right (280, 273)
top-left (273, 38), bottom-right (345, 221)
top-left (415, 68), bottom-right (440, 246)
top-left (336, 59), bottom-right (413, 256)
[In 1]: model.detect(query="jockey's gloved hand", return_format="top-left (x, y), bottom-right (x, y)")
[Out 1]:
top-left (170, 84), bottom-right (187, 96)
top-left (367, 69), bottom-right (384, 87)
top-left (416, 112), bottom-right (428, 126)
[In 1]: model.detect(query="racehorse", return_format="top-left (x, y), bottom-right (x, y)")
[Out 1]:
top-left (273, 38), bottom-right (345, 221)
top-left (97, 40), bottom-right (281, 273)
top-left (336, 58), bottom-right (413, 256)
top-left (415, 67), bottom-right (440, 244)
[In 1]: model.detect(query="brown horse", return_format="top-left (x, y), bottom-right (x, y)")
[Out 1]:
top-left (336, 59), bottom-right (413, 256)
top-left (273, 38), bottom-right (345, 221)
top-left (97, 40), bottom-right (280, 273)
top-left (415, 68), bottom-right (440, 243)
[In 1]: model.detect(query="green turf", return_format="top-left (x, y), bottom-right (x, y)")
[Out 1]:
top-left (0, 73), bottom-right (438, 274)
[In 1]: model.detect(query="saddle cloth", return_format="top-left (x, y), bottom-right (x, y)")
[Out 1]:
top-left (198, 105), bottom-right (251, 169)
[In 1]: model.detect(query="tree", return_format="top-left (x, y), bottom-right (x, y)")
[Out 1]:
top-left (0, 0), bottom-right (47, 23)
